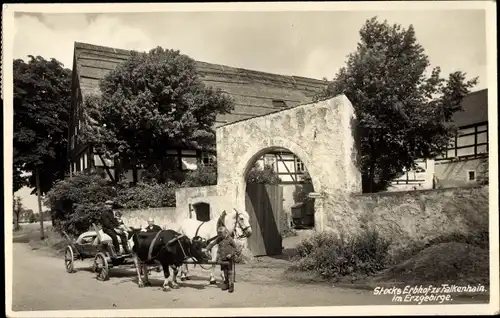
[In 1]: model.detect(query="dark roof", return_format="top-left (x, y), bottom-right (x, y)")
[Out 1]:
top-left (451, 88), bottom-right (488, 127)
top-left (73, 42), bottom-right (329, 126)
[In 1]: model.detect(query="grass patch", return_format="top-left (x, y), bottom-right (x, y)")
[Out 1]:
top-left (370, 242), bottom-right (489, 287)
top-left (27, 227), bottom-right (67, 256)
top-left (13, 223), bottom-right (54, 243)
top-left (389, 231), bottom-right (489, 266)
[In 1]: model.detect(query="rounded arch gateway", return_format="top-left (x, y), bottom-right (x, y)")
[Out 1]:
top-left (237, 137), bottom-right (322, 208)
top-left (175, 95), bottom-right (362, 257)
top-left (241, 143), bottom-right (319, 256)
top-left (215, 95), bottom-right (362, 233)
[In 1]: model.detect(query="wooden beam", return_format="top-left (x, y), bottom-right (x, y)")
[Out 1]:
top-left (474, 125), bottom-right (478, 156)
top-left (97, 153), bottom-right (116, 182)
top-left (276, 153), bottom-right (296, 183)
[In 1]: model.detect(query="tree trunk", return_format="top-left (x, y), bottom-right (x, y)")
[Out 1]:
top-left (36, 166), bottom-right (45, 240)
top-left (368, 162), bottom-right (375, 193)
top-left (368, 135), bottom-right (376, 193)
top-left (14, 211), bottom-right (20, 231)
top-left (132, 156), bottom-right (138, 185)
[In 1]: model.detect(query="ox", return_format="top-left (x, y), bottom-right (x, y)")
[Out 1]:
top-left (177, 208), bottom-right (252, 284)
top-left (131, 229), bottom-right (209, 291)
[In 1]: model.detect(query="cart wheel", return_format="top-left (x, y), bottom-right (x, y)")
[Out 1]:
top-left (94, 253), bottom-right (109, 281)
top-left (91, 259), bottom-right (98, 273)
top-left (64, 246), bottom-right (75, 273)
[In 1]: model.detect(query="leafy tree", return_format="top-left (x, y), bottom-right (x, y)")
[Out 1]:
top-left (23, 209), bottom-right (36, 223)
top-left (246, 163), bottom-right (281, 184)
top-left (316, 17), bottom-right (478, 192)
top-left (115, 179), bottom-right (179, 209)
top-left (80, 47), bottom-right (235, 183)
top-left (13, 56), bottom-right (71, 194)
top-left (13, 196), bottom-right (23, 231)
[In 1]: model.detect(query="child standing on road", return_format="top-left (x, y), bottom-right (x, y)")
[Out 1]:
top-left (204, 226), bottom-right (237, 293)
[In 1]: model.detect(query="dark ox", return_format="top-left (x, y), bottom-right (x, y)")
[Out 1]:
top-left (131, 229), bottom-right (209, 291)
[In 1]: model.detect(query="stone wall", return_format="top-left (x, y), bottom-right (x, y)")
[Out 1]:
top-left (323, 186), bottom-right (489, 249)
top-left (174, 185), bottom-right (232, 221)
top-left (120, 207), bottom-right (179, 230)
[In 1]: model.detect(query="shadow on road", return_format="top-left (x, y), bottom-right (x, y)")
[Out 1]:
top-left (78, 266), bottom-right (211, 290)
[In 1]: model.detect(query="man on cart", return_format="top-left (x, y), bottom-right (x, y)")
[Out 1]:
top-left (101, 200), bottom-right (131, 257)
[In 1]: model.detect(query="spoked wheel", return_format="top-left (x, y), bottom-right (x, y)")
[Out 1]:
top-left (64, 246), bottom-right (75, 273)
top-left (94, 252), bottom-right (110, 281)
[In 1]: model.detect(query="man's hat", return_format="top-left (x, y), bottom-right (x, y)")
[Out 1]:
top-left (105, 200), bottom-right (114, 205)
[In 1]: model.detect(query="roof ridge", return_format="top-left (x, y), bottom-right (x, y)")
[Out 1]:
top-left (74, 41), bottom-right (330, 83)
top-left (467, 88), bottom-right (488, 95)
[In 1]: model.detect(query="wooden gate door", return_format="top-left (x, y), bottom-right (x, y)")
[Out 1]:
top-left (245, 183), bottom-right (283, 256)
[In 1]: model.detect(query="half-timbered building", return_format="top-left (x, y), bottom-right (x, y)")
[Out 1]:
top-left (390, 88), bottom-right (489, 190)
top-left (68, 42), bottom-right (328, 183)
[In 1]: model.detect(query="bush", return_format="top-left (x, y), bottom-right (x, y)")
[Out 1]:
top-left (181, 164), bottom-right (217, 187)
top-left (116, 179), bottom-right (179, 209)
top-left (45, 172), bottom-right (117, 236)
top-left (45, 172), bottom-right (183, 236)
top-left (246, 163), bottom-right (281, 184)
top-left (294, 229), bottom-right (391, 281)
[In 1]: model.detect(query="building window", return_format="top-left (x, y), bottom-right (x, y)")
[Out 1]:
top-left (295, 157), bottom-right (305, 172)
top-left (440, 122), bottom-right (488, 160)
top-left (272, 99), bottom-right (287, 108)
top-left (201, 152), bottom-right (215, 166)
top-left (83, 153), bottom-right (88, 170)
top-left (467, 170), bottom-right (476, 182)
top-left (263, 154), bottom-right (277, 169)
top-left (181, 149), bottom-right (198, 171)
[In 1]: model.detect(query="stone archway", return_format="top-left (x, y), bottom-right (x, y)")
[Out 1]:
top-left (215, 94), bottom-right (362, 231)
top-left (175, 94), bottom-right (362, 242)
top-left (243, 145), bottom-right (319, 255)
top-left (240, 143), bottom-right (322, 231)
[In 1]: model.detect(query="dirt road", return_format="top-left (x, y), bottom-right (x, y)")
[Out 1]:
top-left (10, 243), bottom-right (487, 312)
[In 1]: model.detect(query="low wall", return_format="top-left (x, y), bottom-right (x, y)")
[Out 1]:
top-left (120, 207), bottom-right (180, 230)
top-left (175, 185), bottom-right (245, 223)
top-left (323, 186), bottom-right (489, 250)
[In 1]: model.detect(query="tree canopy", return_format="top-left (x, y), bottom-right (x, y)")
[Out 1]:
top-left (13, 56), bottom-right (72, 193)
top-left (80, 47), bottom-right (235, 183)
top-left (316, 17), bottom-right (478, 192)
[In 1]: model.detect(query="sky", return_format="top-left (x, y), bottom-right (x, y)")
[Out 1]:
top-left (11, 9), bottom-right (488, 212)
